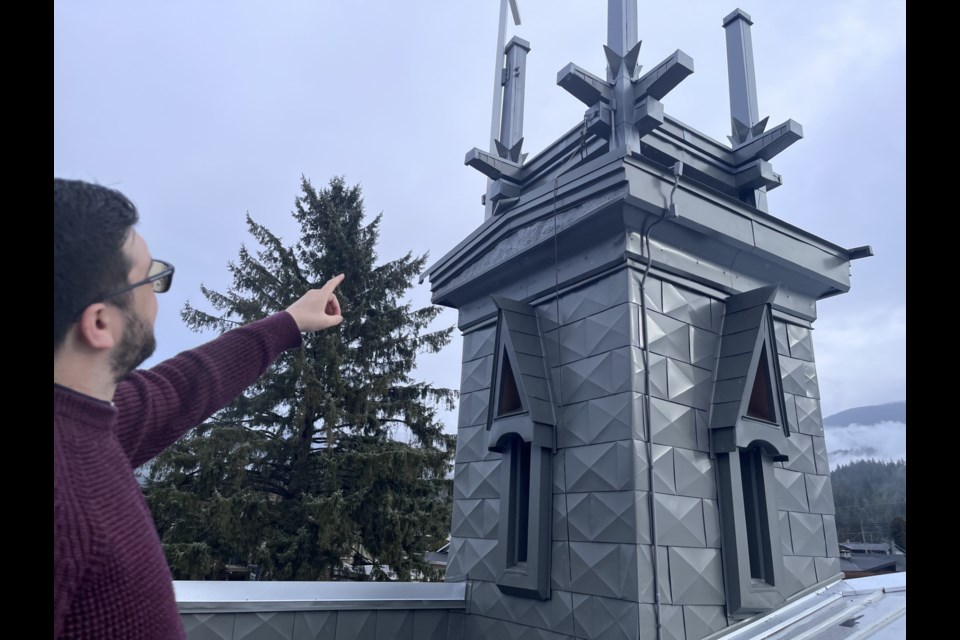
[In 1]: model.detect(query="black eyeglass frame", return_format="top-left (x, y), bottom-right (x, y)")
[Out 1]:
top-left (103, 259), bottom-right (175, 298)
top-left (72, 259), bottom-right (175, 321)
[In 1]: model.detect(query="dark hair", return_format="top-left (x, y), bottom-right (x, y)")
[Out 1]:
top-left (54, 179), bottom-right (140, 350)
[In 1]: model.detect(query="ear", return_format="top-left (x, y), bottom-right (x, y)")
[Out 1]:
top-left (75, 303), bottom-right (119, 351)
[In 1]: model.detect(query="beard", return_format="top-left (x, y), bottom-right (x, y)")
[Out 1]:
top-left (111, 307), bottom-right (157, 382)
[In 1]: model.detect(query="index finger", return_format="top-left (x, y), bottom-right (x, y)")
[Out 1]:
top-left (319, 273), bottom-right (345, 295)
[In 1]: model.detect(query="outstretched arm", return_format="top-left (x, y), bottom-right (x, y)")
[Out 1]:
top-left (113, 274), bottom-right (345, 468)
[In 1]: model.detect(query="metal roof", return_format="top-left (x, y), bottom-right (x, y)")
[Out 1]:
top-left (711, 572), bottom-right (906, 640)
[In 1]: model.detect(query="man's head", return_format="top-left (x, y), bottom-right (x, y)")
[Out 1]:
top-left (54, 179), bottom-right (171, 384)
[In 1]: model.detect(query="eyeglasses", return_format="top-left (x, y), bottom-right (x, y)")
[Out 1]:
top-left (69, 259), bottom-right (176, 322)
top-left (103, 259), bottom-right (175, 298)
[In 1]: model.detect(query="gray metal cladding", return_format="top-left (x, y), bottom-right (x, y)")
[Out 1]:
top-left (645, 310), bottom-right (691, 361)
top-left (564, 439), bottom-right (649, 493)
top-left (559, 346), bottom-right (644, 404)
top-left (774, 468), bottom-right (810, 513)
top-left (571, 594), bottom-right (640, 640)
top-left (649, 398), bottom-right (697, 450)
top-left (452, 498), bottom-right (500, 539)
top-left (182, 613), bottom-right (236, 640)
top-left (702, 499), bottom-right (722, 548)
top-left (782, 556), bottom-right (817, 596)
top-left (236, 612), bottom-right (295, 640)
top-left (565, 490), bottom-right (651, 544)
top-left (662, 282), bottom-right (713, 330)
top-left (814, 556), bottom-right (842, 583)
top-left (795, 396), bottom-right (824, 436)
top-left (559, 391), bottom-right (645, 447)
top-left (804, 474), bottom-right (836, 515)
top-left (655, 493), bottom-right (707, 547)
top-left (445, 537), bottom-right (500, 581)
top-left (667, 547), bottom-right (726, 605)
top-left (822, 515), bottom-right (840, 557)
top-left (467, 581), bottom-right (575, 635)
top-left (789, 512), bottom-right (827, 557)
top-left (779, 511), bottom-right (793, 555)
top-left (683, 605), bottom-right (727, 640)
top-left (557, 302), bottom-right (639, 364)
top-left (673, 448), bottom-right (717, 499)
top-left (787, 324), bottom-right (815, 361)
top-left (460, 355), bottom-right (493, 394)
top-left (568, 541), bottom-right (642, 600)
top-left (453, 460), bottom-right (501, 500)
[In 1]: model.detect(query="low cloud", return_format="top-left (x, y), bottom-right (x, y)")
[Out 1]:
top-left (824, 421), bottom-right (906, 470)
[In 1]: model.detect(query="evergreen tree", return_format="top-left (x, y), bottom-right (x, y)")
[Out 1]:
top-left (831, 459), bottom-right (906, 544)
top-left (145, 176), bottom-right (456, 581)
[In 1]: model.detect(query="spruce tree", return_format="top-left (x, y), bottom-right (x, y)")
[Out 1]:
top-left (145, 176), bottom-right (455, 581)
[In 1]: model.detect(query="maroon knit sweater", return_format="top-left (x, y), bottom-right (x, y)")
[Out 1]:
top-left (54, 312), bottom-right (302, 639)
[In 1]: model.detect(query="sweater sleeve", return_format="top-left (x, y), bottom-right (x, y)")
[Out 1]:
top-left (112, 311), bottom-right (303, 468)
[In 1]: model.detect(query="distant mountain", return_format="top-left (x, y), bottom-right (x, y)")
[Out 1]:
top-left (823, 401), bottom-right (906, 427)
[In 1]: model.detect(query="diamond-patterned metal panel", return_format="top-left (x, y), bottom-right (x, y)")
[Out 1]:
top-left (815, 556), bottom-right (842, 583)
top-left (453, 460), bottom-right (501, 500)
top-left (813, 436), bottom-right (831, 475)
top-left (182, 613), bottom-right (234, 640)
top-left (784, 434), bottom-right (817, 475)
top-left (235, 612), bottom-right (295, 640)
top-left (683, 605), bottom-right (727, 640)
top-left (468, 581), bottom-right (574, 635)
top-left (702, 499), bottom-right (721, 548)
top-left (662, 282), bottom-right (713, 330)
top-left (572, 593), bottom-right (639, 640)
top-left (334, 611), bottom-right (377, 640)
top-left (560, 392), bottom-right (644, 447)
top-left (566, 491), bottom-right (650, 544)
top-left (553, 494), bottom-right (568, 541)
top-left (650, 398), bottom-right (697, 450)
top-left (452, 498), bottom-right (499, 540)
top-left (458, 391), bottom-right (489, 428)
top-left (795, 396), bottom-right (824, 436)
top-left (446, 536), bottom-right (499, 581)
top-left (660, 605), bottom-right (687, 640)
top-left (466, 616), bottom-right (573, 640)
top-left (695, 410), bottom-right (710, 454)
top-left (411, 611), bottom-right (449, 640)
top-left (783, 394), bottom-right (799, 433)
top-left (559, 346), bottom-right (642, 404)
top-left (461, 355), bottom-right (493, 394)
top-left (565, 440), bottom-right (648, 492)
top-left (710, 299), bottom-right (724, 333)
top-left (774, 468), bottom-right (809, 513)
top-left (657, 545), bottom-right (672, 605)
top-left (652, 444), bottom-right (676, 494)
top-left (552, 541), bottom-right (571, 591)
top-left (447, 611), bottom-right (464, 640)
top-left (668, 547), bottom-right (725, 605)
top-left (375, 611), bottom-right (413, 640)
top-left (674, 448), bottom-right (716, 499)
top-left (789, 512), bottom-right (827, 557)
top-left (655, 494), bottom-right (706, 547)
top-left (787, 324), bottom-right (815, 361)
top-left (782, 556), bottom-right (817, 596)
top-left (631, 271), bottom-right (663, 313)
top-left (463, 326), bottom-right (497, 362)
top-left (292, 611), bottom-right (337, 640)
top-left (690, 326), bottom-right (720, 371)
top-left (774, 321), bottom-right (790, 356)
top-left (804, 474), bottom-right (835, 515)
top-left (646, 310), bottom-right (690, 362)
top-left (823, 515), bottom-right (840, 557)
top-left (779, 355), bottom-right (819, 398)
top-left (456, 425), bottom-right (496, 463)
top-left (559, 303), bottom-right (638, 364)
top-left (569, 541), bottom-right (640, 600)
top-left (666, 359), bottom-right (713, 410)
top-left (779, 510), bottom-right (793, 555)
top-left (560, 272), bottom-right (629, 325)
top-left (648, 352), bottom-right (669, 400)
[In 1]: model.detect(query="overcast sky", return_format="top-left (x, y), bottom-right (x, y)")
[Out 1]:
top-left (54, 1), bottom-right (905, 434)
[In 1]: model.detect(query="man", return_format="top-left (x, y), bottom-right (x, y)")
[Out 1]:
top-left (54, 178), bottom-right (345, 639)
